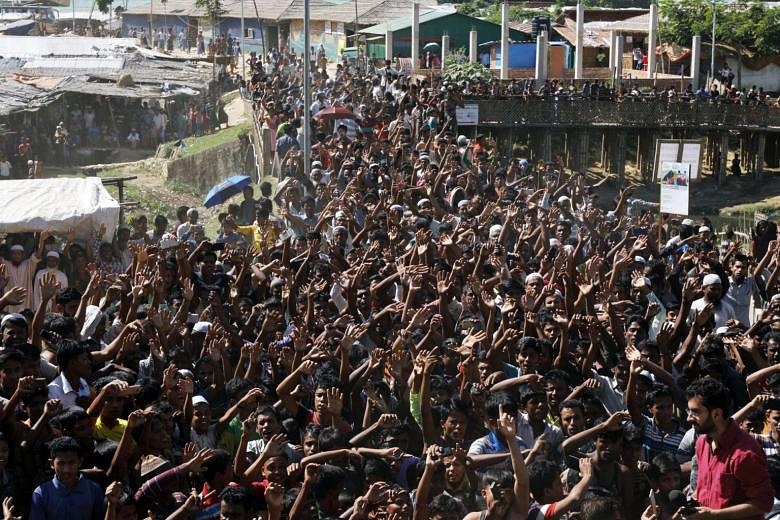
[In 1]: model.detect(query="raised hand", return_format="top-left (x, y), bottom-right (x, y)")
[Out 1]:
top-left (39, 272), bottom-right (60, 302)
top-left (497, 404), bottom-right (517, 439)
top-left (325, 388), bottom-right (344, 417)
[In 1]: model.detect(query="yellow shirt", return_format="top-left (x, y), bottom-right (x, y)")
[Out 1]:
top-left (94, 417), bottom-right (127, 442)
top-left (236, 222), bottom-right (280, 251)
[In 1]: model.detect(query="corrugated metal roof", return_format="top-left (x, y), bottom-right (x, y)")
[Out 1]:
top-left (21, 56), bottom-right (125, 73)
top-left (0, 35), bottom-right (168, 59)
top-left (553, 18), bottom-right (611, 48)
top-left (123, 0), bottom-right (292, 21)
top-left (359, 5), bottom-right (458, 34)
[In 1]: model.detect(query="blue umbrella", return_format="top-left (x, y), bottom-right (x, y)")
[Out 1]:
top-left (204, 175), bottom-right (252, 208)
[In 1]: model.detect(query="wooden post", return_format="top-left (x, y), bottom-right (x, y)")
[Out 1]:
top-left (616, 131), bottom-right (626, 189)
top-left (601, 131), bottom-right (608, 175)
top-left (756, 132), bottom-right (766, 180)
top-left (718, 131), bottom-right (729, 186)
top-left (543, 129), bottom-right (552, 163)
top-left (579, 130), bottom-right (589, 174)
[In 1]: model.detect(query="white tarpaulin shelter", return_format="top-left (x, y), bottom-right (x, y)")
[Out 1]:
top-left (0, 177), bottom-right (119, 239)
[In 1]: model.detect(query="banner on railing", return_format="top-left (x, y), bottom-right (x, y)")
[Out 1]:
top-left (653, 139), bottom-right (704, 182)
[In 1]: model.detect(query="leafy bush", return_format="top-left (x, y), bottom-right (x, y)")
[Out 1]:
top-left (443, 50), bottom-right (495, 84)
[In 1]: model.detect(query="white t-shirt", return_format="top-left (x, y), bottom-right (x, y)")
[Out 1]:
top-left (0, 160), bottom-right (10, 177)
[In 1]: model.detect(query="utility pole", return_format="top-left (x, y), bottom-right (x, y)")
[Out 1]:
top-left (711, 0), bottom-right (716, 87)
top-left (240, 0), bottom-right (245, 80)
top-left (303, 0), bottom-right (311, 179)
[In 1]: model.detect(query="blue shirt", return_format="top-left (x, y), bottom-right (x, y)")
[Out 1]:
top-left (30, 474), bottom-right (105, 520)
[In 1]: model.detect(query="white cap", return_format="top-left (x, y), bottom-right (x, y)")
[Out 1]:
top-left (557, 195), bottom-right (570, 204)
top-left (634, 256), bottom-right (646, 264)
top-left (699, 226), bottom-right (711, 233)
top-left (457, 135), bottom-right (468, 146)
top-left (417, 198), bottom-right (431, 207)
top-left (715, 326), bottom-right (730, 335)
top-left (193, 321), bottom-right (211, 334)
top-left (525, 272), bottom-right (544, 283)
top-left (9, 245), bottom-right (23, 252)
top-left (489, 224), bottom-right (502, 238)
top-left (46, 251), bottom-right (60, 258)
top-left (549, 238), bottom-right (561, 247)
top-left (681, 218), bottom-right (694, 227)
top-left (192, 395), bottom-right (209, 407)
top-left (457, 199), bottom-right (469, 209)
top-left (335, 210), bottom-right (347, 219)
top-left (389, 204), bottom-right (404, 213)
top-left (702, 274), bottom-right (722, 286)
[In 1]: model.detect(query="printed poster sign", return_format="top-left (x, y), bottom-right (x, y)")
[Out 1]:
top-left (456, 104), bottom-right (479, 126)
top-left (659, 161), bottom-right (690, 215)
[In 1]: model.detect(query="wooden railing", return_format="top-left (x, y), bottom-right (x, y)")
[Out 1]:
top-left (469, 98), bottom-right (780, 129)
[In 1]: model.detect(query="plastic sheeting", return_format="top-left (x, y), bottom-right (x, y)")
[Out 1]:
top-left (0, 177), bottom-right (119, 240)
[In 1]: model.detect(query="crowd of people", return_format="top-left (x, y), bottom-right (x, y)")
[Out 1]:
top-left (2, 45), bottom-right (780, 520)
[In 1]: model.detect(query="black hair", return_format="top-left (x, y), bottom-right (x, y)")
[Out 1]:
top-left (318, 426), bottom-right (348, 451)
top-left (685, 377), bottom-right (731, 417)
top-left (528, 459), bottom-right (560, 500)
top-left (135, 377), bottom-right (162, 409)
top-left (55, 287), bottom-right (82, 305)
top-left (219, 486), bottom-right (253, 510)
top-left (485, 391), bottom-right (518, 420)
top-left (648, 452), bottom-right (681, 481)
top-left (257, 405), bottom-right (281, 422)
top-left (203, 449), bottom-right (233, 482)
top-left (48, 435), bottom-right (81, 459)
top-left (559, 398), bottom-right (584, 416)
top-left (544, 368), bottom-right (569, 386)
top-left (480, 468), bottom-right (513, 488)
top-left (580, 497), bottom-right (621, 520)
top-left (93, 441), bottom-right (118, 470)
top-left (51, 407), bottom-right (89, 434)
top-left (514, 337), bottom-right (541, 356)
top-left (44, 314), bottom-right (77, 338)
top-left (225, 377), bottom-right (253, 402)
top-left (363, 457), bottom-right (393, 481)
top-left (625, 315), bottom-right (649, 334)
top-left (647, 384), bottom-right (674, 407)
top-left (55, 339), bottom-right (89, 371)
top-left (429, 494), bottom-right (464, 517)
top-left (0, 349), bottom-right (22, 367)
top-left (313, 464), bottom-right (346, 500)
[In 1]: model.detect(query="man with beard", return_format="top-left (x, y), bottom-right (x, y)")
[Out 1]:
top-left (685, 378), bottom-right (772, 519)
top-left (688, 273), bottom-right (738, 329)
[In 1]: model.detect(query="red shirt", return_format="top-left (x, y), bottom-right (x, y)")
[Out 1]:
top-left (695, 420), bottom-right (773, 519)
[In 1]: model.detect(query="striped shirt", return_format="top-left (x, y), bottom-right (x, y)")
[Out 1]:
top-left (640, 415), bottom-right (688, 462)
top-left (750, 433), bottom-right (779, 457)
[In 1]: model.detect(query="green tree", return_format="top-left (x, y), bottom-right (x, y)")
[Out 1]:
top-left (658, 0), bottom-right (780, 56)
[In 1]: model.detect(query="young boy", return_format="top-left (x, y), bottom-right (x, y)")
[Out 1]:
top-left (528, 457), bottom-right (594, 519)
top-left (30, 436), bottom-right (105, 520)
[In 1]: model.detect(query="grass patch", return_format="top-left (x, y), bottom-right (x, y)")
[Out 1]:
top-left (175, 123), bottom-right (250, 159)
top-left (165, 178), bottom-right (201, 198)
top-left (721, 197), bottom-right (780, 217)
top-left (221, 90), bottom-right (239, 105)
top-left (156, 122), bottom-right (249, 160)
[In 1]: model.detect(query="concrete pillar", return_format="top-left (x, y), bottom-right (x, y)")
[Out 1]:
top-left (756, 133), bottom-right (766, 179)
top-left (535, 30), bottom-right (548, 82)
top-left (609, 30), bottom-right (617, 79)
top-left (543, 129), bottom-right (552, 163)
top-left (411, 2), bottom-right (419, 69)
top-left (718, 131), bottom-right (729, 185)
top-left (469, 28), bottom-right (477, 63)
top-left (648, 1), bottom-right (658, 78)
top-left (575, 2), bottom-right (584, 80)
top-left (500, 0), bottom-right (509, 80)
top-left (614, 35), bottom-right (624, 86)
top-left (385, 30), bottom-right (393, 61)
top-left (691, 35), bottom-right (701, 89)
top-left (441, 33), bottom-right (450, 70)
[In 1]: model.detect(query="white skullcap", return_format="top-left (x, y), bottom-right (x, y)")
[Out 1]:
top-left (457, 200), bottom-right (469, 208)
top-left (702, 274), bottom-right (722, 286)
top-left (549, 238), bottom-right (561, 247)
top-left (193, 321), bottom-right (211, 334)
top-left (699, 226), bottom-right (711, 233)
top-left (489, 224), bottom-right (502, 238)
top-left (46, 251), bottom-right (60, 258)
top-left (681, 218), bottom-right (694, 226)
